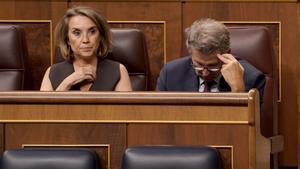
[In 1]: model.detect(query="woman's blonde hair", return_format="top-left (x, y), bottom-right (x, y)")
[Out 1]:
top-left (55, 6), bottom-right (111, 61)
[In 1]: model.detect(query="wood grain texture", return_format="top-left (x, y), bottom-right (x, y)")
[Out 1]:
top-left (69, 0), bottom-right (297, 1)
top-left (127, 124), bottom-right (249, 169)
top-left (0, 92), bottom-right (252, 123)
top-left (0, 104), bottom-right (250, 123)
top-left (0, 22), bottom-right (51, 90)
top-left (0, 91), bottom-right (271, 169)
top-left (297, 4), bottom-right (300, 169)
top-left (0, 1), bottom-right (296, 167)
top-left (183, 2), bottom-right (298, 166)
top-left (21, 23), bottom-right (51, 90)
top-left (0, 91), bottom-right (249, 104)
top-left (5, 123), bottom-right (126, 169)
top-left (0, 1), bottom-right (67, 90)
top-left (0, 124), bottom-right (3, 154)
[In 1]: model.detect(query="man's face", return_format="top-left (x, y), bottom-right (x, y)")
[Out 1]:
top-left (191, 48), bottom-right (222, 81)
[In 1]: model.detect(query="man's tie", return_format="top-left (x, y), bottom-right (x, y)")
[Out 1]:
top-left (203, 81), bottom-right (215, 92)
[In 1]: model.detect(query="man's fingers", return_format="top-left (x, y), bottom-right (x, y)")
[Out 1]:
top-left (218, 54), bottom-right (238, 63)
top-left (84, 74), bottom-right (95, 82)
top-left (217, 54), bottom-right (230, 64)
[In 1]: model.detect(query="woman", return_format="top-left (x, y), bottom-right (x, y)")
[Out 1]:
top-left (40, 6), bottom-right (132, 91)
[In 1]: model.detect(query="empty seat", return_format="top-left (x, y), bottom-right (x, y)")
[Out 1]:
top-left (1, 148), bottom-right (100, 169)
top-left (0, 25), bottom-right (27, 90)
top-left (121, 146), bottom-right (221, 169)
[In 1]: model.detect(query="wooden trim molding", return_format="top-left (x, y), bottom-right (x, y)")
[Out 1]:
top-left (78, 0), bottom-right (297, 2)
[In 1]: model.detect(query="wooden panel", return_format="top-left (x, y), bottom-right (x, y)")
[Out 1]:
top-left (0, 124), bottom-right (3, 154)
top-left (51, 1), bottom-right (68, 28)
top-left (69, 1), bottom-right (182, 89)
top-left (0, 91), bottom-right (271, 169)
top-left (73, 0), bottom-right (297, 1)
top-left (0, 1), bottom-right (67, 90)
top-left (21, 22), bottom-right (51, 90)
top-left (297, 4), bottom-right (300, 169)
top-left (0, 1), bottom-right (295, 167)
top-left (0, 92), bottom-right (252, 123)
top-left (0, 104), bottom-right (249, 122)
top-left (0, 1), bottom-right (67, 20)
top-left (277, 3), bottom-right (298, 167)
top-left (14, 1), bottom-right (52, 19)
top-left (183, 2), bottom-right (298, 166)
top-left (127, 124), bottom-right (249, 169)
top-left (5, 123), bottom-right (126, 169)
top-left (0, 2), bottom-right (15, 19)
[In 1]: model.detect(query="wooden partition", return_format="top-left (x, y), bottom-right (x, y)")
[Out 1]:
top-left (0, 1), bottom-right (297, 167)
top-left (0, 90), bottom-right (278, 169)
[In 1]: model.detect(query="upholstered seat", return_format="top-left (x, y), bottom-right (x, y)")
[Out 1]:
top-left (107, 29), bottom-right (150, 91)
top-left (55, 28), bottom-right (150, 91)
top-left (182, 25), bottom-right (278, 137)
top-left (121, 146), bottom-right (221, 169)
top-left (0, 25), bottom-right (27, 90)
top-left (1, 148), bottom-right (100, 169)
top-left (228, 25), bottom-right (278, 137)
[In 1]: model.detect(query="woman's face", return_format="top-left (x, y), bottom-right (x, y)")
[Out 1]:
top-left (68, 15), bottom-right (100, 60)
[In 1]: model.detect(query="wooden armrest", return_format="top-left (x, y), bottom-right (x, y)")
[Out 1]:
top-left (270, 135), bottom-right (284, 154)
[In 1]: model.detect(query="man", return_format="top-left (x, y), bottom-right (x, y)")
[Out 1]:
top-left (156, 18), bottom-right (265, 99)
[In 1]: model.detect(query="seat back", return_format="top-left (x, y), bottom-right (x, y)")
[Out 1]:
top-left (108, 29), bottom-right (150, 91)
top-left (0, 25), bottom-right (27, 90)
top-left (121, 146), bottom-right (221, 169)
top-left (181, 25), bottom-right (278, 137)
top-left (228, 26), bottom-right (278, 137)
top-left (55, 28), bottom-right (150, 91)
top-left (1, 148), bottom-right (100, 169)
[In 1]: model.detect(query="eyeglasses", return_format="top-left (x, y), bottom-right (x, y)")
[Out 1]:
top-left (191, 62), bottom-right (221, 72)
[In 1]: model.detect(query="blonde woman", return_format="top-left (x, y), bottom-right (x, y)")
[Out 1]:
top-left (40, 6), bottom-right (132, 91)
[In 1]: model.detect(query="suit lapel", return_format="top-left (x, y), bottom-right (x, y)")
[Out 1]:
top-left (218, 76), bottom-right (231, 92)
top-left (183, 61), bottom-right (199, 91)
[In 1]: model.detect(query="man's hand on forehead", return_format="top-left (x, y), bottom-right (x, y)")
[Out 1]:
top-left (217, 53), bottom-right (245, 92)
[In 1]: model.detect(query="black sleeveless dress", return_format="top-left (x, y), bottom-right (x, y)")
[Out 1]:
top-left (49, 59), bottom-right (120, 91)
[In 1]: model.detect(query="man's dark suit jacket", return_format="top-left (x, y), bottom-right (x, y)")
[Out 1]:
top-left (156, 56), bottom-right (265, 101)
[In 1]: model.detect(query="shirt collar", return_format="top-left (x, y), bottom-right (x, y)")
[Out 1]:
top-left (199, 74), bottom-right (222, 85)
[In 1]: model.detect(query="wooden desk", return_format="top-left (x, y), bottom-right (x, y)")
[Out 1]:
top-left (0, 90), bottom-right (271, 169)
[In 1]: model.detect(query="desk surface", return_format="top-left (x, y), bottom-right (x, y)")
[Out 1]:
top-left (0, 90), bottom-right (270, 169)
top-left (0, 91), bottom-right (253, 124)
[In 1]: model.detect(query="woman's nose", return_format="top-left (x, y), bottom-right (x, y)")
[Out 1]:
top-left (81, 33), bottom-right (89, 43)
